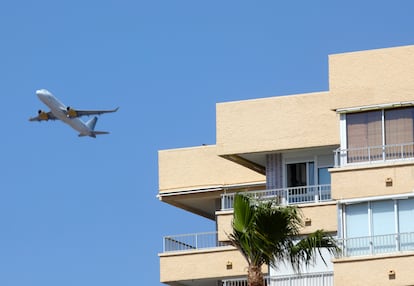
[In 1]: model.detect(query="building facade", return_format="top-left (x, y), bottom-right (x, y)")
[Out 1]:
top-left (158, 45), bottom-right (414, 286)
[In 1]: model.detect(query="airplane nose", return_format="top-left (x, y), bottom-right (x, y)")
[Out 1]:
top-left (36, 89), bottom-right (51, 103)
top-left (36, 89), bottom-right (48, 95)
top-left (36, 91), bottom-right (45, 100)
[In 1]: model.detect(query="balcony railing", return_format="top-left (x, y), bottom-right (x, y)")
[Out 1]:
top-left (337, 232), bottom-right (414, 258)
top-left (222, 272), bottom-right (334, 286)
top-left (334, 142), bottom-right (414, 167)
top-left (163, 231), bottom-right (229, 252)
top-left (221, 185), bottom-right (331, 210)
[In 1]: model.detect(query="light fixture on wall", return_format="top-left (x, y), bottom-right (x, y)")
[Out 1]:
top-left (388, 270), bottom-right (396, 280)
top-left (386, 177), bottom-right (393, 187)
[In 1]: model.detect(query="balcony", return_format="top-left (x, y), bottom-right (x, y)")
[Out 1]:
top-left (221, 185), bottom-right (332, 210)
top-left (337, 232), bottom-right (414, 258)
top-left (222, 272), bottom-right (334, 286)
top-left (163, 231), bottom-right (229, 253)
top-left (160, 231), bottom-right (252, 284)
top-left (334, 142), bottom-right (414, 167)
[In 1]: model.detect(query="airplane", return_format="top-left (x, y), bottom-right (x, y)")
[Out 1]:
top-left (29, 89), bottom-right (118, 138)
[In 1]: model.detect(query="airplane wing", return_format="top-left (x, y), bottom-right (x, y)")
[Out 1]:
top-left (29, 111), bottom-right (58, 121)
top-left (66, 107), bottom-right (119, 118)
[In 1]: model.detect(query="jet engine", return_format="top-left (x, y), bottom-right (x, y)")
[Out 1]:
top-left (38, 110), bottom-right (50, 121)
top-left (66, 107), bottom-right (78, 118)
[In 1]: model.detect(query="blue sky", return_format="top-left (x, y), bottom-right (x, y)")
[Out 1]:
top-left (1, 1), bottom-right (414, 285)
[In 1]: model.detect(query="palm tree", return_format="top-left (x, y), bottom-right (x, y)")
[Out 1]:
top-left (228, 193), bottom-right (339, 286)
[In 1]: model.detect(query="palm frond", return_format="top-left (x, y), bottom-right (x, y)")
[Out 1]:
top-left (229, 193), bottom-right (340, 275)
top-left (229, 194), bottom-right (256, 264)
top-left (232, 194), bottom-right (253, 233)
top-left (289, 230), bottom-right (340, 271)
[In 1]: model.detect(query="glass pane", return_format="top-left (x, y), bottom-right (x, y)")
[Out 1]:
top-left (287, 163), bottom-right (307, 187)
top-left (372, 200), bottom-right (396, 254)
top-left (318, 167), bottom-right (331, 201)
top-left (308, 162), bottom-right (315, 186)
top-left (346, 203), bottom-right (369, 256)
top-left (385, 107), bottom-right (414, 144)
top-left (399, 198), bottom-right (414, 233)
top-left (346, 203), bottom-right (369, 237)
top-left (346, 111), bottom-right (382, 163)
top-left (385, 107), bottom-right (414, 160)
top-left (398, 198), bottom-right (414, 251)
top-left (372, 200), bottom-right (395, 235)
top-left (318, 167), bottom-right (331, 185)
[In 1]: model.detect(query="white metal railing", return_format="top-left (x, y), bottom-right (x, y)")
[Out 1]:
top-left (334, 142), bottom-right (414, 167)
top-left (163, 231), bottom-right (228, 252)
top-left (222, 272), bottom-right (334, 286)
top-left (221, 185), bottom-right (331, 210)
top-left (337, 232), bottom-right (414, 258)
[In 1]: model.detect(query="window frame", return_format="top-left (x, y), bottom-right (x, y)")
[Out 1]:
top-left (339, 194), bottom-right (414, 256)
top-left (340, 106), bottom-right (414, 165)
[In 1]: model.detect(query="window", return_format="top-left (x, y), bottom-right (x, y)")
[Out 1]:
top-left (347, 110), bottom-right (382, 151)
top-left (345, 203), bottom-right (369, 256)
top-left (345, 107), bottom-right (414, 163)
top-left (385, 107), bottom-right (414, 159)
top-left (385, 107), bottom-right (414, 145)
top-left (285, 162), bottom-right (315, 204)
top-left (371, 200), bottom-right (395, 253)
top-left (343, 198), bottom-right (414, 256)
top-left (399, 199), bottom-right (414, 250)
top-left (286, 162), bottom-right (315, 187)
top-left (318, 167), bottom-right (331, 185)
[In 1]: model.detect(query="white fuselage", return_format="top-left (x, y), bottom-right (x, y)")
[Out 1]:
top-left (36, 89), bottom-right (93, 136)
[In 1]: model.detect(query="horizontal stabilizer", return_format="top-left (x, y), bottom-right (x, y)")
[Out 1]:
top-left (93, 131), bottom-right (110, 135)
top-left (78, 131), bottom-right (110, 138)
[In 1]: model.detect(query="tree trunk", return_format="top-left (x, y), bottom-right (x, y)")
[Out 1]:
top-left (247, 265), bottom-right (264, 286)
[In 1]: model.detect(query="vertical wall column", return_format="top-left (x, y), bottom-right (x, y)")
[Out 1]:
top-left (266, 153), bottom-right (283, 189)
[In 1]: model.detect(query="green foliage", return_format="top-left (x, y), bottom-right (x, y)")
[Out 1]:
top-left (229, 193), bottom-right (339, 272)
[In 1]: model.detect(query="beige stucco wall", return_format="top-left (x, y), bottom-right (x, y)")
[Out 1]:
top-left (331, 162), bottom-right (414, 200)
top-left (330, 45), bottom-right (414, 110)
top-left (216, 92), bottom-right (339, 156)
top-left (216, 211), bottom-right (233, 242)
top-left (159, 145), bottom-right (265, 193)
top-left (334, 253), bottom-right (414, 286)
top-left (300, 203), bottom-right (337, 234)
top-left (216, 203), bottom-right (337, 241)
top-left (159, 247), bottom-right (266, 283)
top-left (216, 45), bottom-right (414, 158)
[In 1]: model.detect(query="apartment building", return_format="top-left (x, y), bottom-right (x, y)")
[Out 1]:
top-left (158, 45), bottom-right (414, 286)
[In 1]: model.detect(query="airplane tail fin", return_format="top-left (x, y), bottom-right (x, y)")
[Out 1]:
top-left (86, 116), bottom-right (98, 130)
top-left (82, 116), bottom-right (110, 138)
